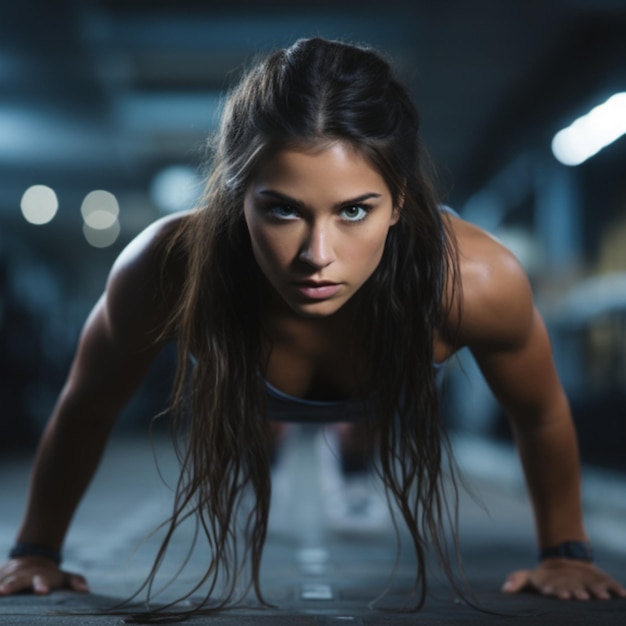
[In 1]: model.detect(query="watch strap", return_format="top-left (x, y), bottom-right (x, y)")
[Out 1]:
top-left (9, 542), bottom-right (62, 566)
top-left (539, 540), bottom-right (594, 562)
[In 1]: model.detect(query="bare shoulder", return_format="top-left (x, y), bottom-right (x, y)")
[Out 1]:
top-left (447, 213), bottom-right (534, 353)
top-left (104, 211), bottom-right (190, 344)
top-left (109, 211), bottom-right (189, 281)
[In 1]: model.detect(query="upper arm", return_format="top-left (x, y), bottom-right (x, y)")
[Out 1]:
top-left (458, 232), bottom-right (568, 428)
top-left (470, 307), bottom-right (569, 428)
top-left (61, 215), bottom-right (185, 416)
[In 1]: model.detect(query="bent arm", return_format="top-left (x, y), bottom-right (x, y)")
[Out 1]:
top-left (454, 224), bottom-right (625, 598)
top-left (452, 221), bottom-right (586, 548)
top-left (13, 216), bottom-right (183, 558)
top-left (16, 299), bottom-right (164, 551)
top-left (471, 307), bottom-right (586, 548)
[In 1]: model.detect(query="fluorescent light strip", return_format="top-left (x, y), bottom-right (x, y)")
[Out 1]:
top-left (551, 92), bottom-right (626, 166)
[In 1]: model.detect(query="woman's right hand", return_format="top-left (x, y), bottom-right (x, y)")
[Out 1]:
top-left (0, 557), bottom-right (89, 595)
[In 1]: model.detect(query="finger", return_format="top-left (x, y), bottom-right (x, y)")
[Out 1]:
top-left (0, 575), bottom-right (43, 596)
top-left (589, 584), bottom-right (611, 600)
top-left (68, 574), bottom-right (90, 593)
top-left (0, 577), bottom-right (20, 596)
top-left (571, 587), bottom-right (590, 601)
top-left (539, 584), bottom-right (571, 600)
top-left (502, 569), bottom-right (531, 593)
top-left (32, 575), bottom-right (50, 595)
top-left (606, 582), bottom-right (626, 598)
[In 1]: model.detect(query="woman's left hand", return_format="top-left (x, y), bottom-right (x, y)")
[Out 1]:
top-left (502, 559), bottom-right (626, 600)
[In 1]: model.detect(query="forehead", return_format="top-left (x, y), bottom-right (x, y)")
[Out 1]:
top-left (249, 141), bottom-right (390, 196)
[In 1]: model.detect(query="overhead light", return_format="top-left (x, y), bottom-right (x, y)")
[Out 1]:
top-left (20, 185), bottom-right (59, 225)
top-left (552, 92), bottom-right (626, 166)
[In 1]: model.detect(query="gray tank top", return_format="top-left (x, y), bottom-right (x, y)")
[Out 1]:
top-left (264, 361), bottom-right (446, 423)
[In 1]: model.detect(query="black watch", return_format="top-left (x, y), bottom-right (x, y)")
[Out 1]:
top-left (9, 542), bottom-right (62, 566)
top-left (539, 540), bottom-right (594, 562)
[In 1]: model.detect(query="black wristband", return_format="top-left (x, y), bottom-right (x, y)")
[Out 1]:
top-left (539, 540), bottom-right (594, 562)
top-left (9, 542), bottom-right (62, 566)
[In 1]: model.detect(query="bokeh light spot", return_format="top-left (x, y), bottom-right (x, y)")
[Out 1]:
top-left (81, 190), bottom-right (120, 228)
top-left (20, 185), bottom-right (59, 225)
top-left (83, 219), bottom-right (120, 248)
top-left (84, 209), bottom-right (118, 230)
top-left (150, 165), bottom-right (201, 213)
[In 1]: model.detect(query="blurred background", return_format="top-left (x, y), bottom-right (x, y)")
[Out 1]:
top-left (0, 0), bottom-right (625, 473)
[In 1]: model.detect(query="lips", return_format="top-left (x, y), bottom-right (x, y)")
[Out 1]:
top-left (291, 280), bottom-right (341, 299)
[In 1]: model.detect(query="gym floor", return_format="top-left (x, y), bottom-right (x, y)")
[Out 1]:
top-left (1, 427), bottom-right (625, 625)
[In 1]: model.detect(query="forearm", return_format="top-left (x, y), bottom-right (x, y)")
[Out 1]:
top-left (511, 399), bottom-right (587, 548)
top-left (16, 391), bottom-right (118, 551)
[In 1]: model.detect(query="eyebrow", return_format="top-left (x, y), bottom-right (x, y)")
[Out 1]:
top-left (257, 189), bottom-right (382, 209)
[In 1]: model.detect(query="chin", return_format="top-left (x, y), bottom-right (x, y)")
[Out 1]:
top-left (291, 306), bottom-right (340, 319)
top-left (288, 299), bottom-right (347, 318)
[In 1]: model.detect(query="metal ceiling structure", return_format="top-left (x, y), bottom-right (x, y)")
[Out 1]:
top-left (1, 0), bottom-right (625, 263)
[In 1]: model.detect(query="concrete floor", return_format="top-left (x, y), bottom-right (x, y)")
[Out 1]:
top-left (0, 427), bottom-right (625, 624)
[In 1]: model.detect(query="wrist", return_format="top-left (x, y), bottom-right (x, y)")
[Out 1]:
top-left (539, 540), bottom-right (594, 563)
top-left (9, 542), bottom-right (62, 566)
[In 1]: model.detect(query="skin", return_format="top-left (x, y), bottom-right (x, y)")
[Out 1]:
top-left (1, 142), bottom-right (625, 602)
top-left (243, 142), bottom-right (399, 320)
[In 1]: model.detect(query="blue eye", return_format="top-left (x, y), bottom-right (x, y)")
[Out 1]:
top-left (340, 205), bottom-right (369, 222)
top-left (268, 204), bottom-right (299, 220)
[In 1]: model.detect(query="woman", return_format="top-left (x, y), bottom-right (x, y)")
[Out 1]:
top-left (0, 37), bottom-right (624, 618)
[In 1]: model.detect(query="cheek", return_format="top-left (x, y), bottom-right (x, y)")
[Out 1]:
top-left (248, 225), bottom-right (294, 271)
top-left (346, 230), bottom-right (389, 273)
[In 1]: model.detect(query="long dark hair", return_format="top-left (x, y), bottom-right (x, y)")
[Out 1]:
top-left (127, 37), bottom-right (463, 622)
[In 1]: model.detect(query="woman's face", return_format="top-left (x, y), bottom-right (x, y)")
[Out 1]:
top-left (243, 142), bottom-right (399, 318)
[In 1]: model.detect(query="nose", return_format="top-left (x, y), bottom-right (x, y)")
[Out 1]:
top-left (298, 222), bottom-right (335, 269)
